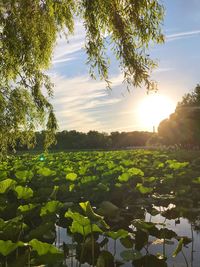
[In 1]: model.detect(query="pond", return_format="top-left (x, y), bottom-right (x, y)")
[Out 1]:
top-left (57, 207), bottom-right (200, 267)
top-left (1, 150), bottom-right (200, 266)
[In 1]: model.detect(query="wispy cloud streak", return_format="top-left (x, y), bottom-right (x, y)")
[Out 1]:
top-left (166, 30), bottom-right (200, 41)
top-left (49, 74), bottom-right (123, 131)
top-left (52, 21), bottom-right (85, 65)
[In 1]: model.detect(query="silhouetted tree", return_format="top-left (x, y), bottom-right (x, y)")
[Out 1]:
top-left (158, 84), bottom-right (200, 148)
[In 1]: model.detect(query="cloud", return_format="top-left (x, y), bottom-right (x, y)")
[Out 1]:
top-left (52, 21), bottom-right (85, 65)
top-left (166, 30), bottom-right (200, 41)
top-left (49, 74), bottom-right (123, 131)
top-left (153, 67), bottom-right (174, 73)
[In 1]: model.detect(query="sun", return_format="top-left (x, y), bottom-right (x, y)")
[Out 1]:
top-left (137, 94), bottom-right (176, 131)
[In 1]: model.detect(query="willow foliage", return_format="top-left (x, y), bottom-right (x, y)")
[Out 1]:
top-left (0, 0), bottom-right (164, 153)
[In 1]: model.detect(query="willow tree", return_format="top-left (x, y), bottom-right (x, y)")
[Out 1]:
top-left (0, 0), bottom-right (164, 153)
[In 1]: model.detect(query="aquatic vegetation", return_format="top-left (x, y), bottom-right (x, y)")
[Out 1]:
top-left (0, 150), bottom-right (199, 266)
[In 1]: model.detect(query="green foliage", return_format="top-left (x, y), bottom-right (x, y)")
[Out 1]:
top-left (106, 229), bottom-right (128, 240)
top-left (136, 183), bottom-right (153, 194)
top-left (0, 240), bottom-right (24, 256)
top-left (158, 83), bottom-right (200, 147)
top-left (120, 249), bottom-right (142, 261)
top-left (15, 170), bottom-right (33, 182)
top-left (177, 84), bottom-right (200, 107)
top-left (14, 185), bottom-right (33, 199)
top-left (0, 178), bottom-right (16, 194)
top-left (37, 167), bottom-right (56, 177)
top-left (17, 204), bottom-right (37, 213)
top-left (66, 172), bottom-right (78, 181)
top-left (29, 238), bottom-right (64, 264)
top-left (20, 130), bottom-right (154, 151)
top-left (65, 209), bottom-right (103, 236)
top-left (118, 173), bottom-right (131, 182)
top-left (98, 201), bottom-right (119, 218)
top-left (65, 209), bottom-right (90, 227)
top-left (1, 1), bottom-right (164, 154)
top-left (70, 221), bottom-right (103, 236)
top-left (172, 238), bottom-right (184, 257)
top-left (166, 160), bottom-right (188, 170)
top-left (96, 251), bottom-right (115, 267)
top-left (40, 200), bottom-right (63, 217)
top-left (0, 149), bottom-right (199, 266)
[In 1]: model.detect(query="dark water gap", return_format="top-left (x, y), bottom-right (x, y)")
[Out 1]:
top-left (56, 211), bottom-right (200, 267)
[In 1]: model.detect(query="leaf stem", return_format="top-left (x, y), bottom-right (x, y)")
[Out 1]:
top-left (90, 224), bottom-right (95, 267)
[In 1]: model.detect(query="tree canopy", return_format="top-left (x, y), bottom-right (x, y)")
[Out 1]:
top-left (157, 84), bottom-right (200, 148)
top-left (177, 84), bottom-right (200, 108)
top-left (0, 0), bottom-right (164, 153)
top-left (16, 130), bottom-right (153, 151)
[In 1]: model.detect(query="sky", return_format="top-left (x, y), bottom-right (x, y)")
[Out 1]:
top-left (49, 0), bottom-right (200, 133)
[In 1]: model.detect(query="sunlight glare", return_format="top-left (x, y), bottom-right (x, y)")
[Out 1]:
top-left (137, 94), bottom-right (175, 131)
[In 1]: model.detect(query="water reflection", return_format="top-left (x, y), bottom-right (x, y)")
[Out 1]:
top-left (146, 213), bottom-right (200, 267)
top-left (56, 211), bottom-right (200, 267)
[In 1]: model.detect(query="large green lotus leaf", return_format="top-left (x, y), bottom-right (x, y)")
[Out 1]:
top-left (27, 222), bottom-right (55, 241)
top-left (14, 185), bottom-right (33, 199)
top-left (0, 171), bottom-right (7, 180)
top-left (132, 220), bottom-right (158, 230)
top-left (155, 162), bottom-right (164, 169)
top-left (96, 183), bottom-right (109, 192)
top-left (128, 168), bottom-right (144, 176)
top-left (79, 166), bottom-right (87, 175)
top-left (96, 251), bottom-right (115, 267)
top-left (118, 173), bottom-right (131, 182)
top-left (134, 229), bottom-right (148, 251)
top-left (120, 236), bottom-right (134, 248)
top-left (192, 177), bottom-right (200, 183)
top-left (159, 228), bottom-right (177, 239)
top-left (107, 229), bottom-right (128, 240)
top-left (176, 236), bottom-right (192, 246)
top-left (40, 200), bottom-right (63, 217)
top-left (121, 160), bottom-right (133, 167)
top-left (70, 221), bottom-right (102, 236)
top-left (120, 250), bottom-right (142, 261)
top-left (66, 172), bottom-right (77, 181)
top-left (65, 209), bottom-right (90, 226)
top-left (81, 175), bottom-right (97, 184)
top-left (144, 176), bottom-right (157, 183)
top-left (29, 239), bottom-right (63, 264)
top-left (15, 170), bottom-right (33, 182)
top-left (0, 216), bottom-right (28, 240)
top-left (107, 161), bottom-right (115, 170)
top-left (17, 204), bottom-right (38, 214)
top-left (80, 201), bottom-right (104, 222)
top-left (136, 183), bottom-right (153, 194)
top-left (0, 240), bottom-right (24, 256)
top-left (64, 166), bottom-right (74, 173)
top-left (0, 179), bottom-right (16, 194)
top-left (98, 201), bottom-right (119, 218)
top-left (37, 167), bottom-right (56, 177)
top-left (166, 160), bottom-right (189, 170)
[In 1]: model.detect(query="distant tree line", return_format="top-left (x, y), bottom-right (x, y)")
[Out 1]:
top-left (16, 131), bottom-right (153, 151)
top-left (16, 83), bottom-right (200, 152)
top-left (149, 84), bottom-right (200, 148)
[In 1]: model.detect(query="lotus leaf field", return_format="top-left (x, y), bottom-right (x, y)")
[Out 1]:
top-left (0, 150), bottom-right (200, 266)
